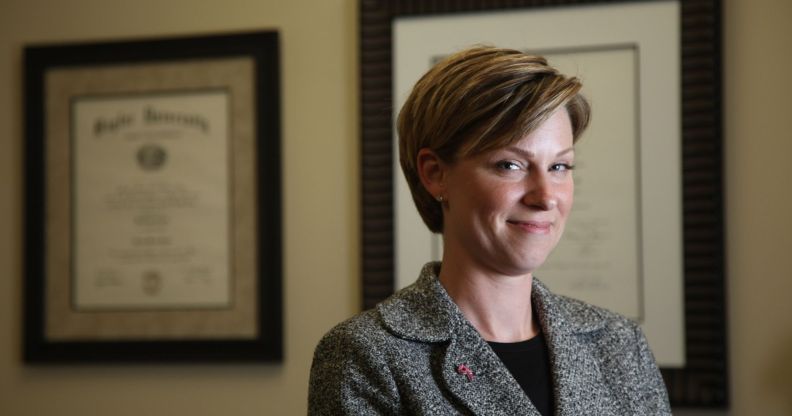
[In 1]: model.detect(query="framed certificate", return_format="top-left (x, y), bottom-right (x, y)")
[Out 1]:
top-left (360, 0), bottom-right (726, 409)
top-left (24, 31), bottom-right (282, 362)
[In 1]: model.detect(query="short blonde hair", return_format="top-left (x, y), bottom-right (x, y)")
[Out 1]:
top-left (397, 46), bottom-right (591, 233)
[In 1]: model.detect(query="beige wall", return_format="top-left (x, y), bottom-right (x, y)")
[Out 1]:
top-left (724, 0), bottom-right (792, 414)
top-left (0, 0), bottom-right (359, 415)
top-left (0, 0), bottom-right (790, 415)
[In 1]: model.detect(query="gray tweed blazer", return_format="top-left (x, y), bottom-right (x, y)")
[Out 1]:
top-left (309, 262), bottom-right (671, 415)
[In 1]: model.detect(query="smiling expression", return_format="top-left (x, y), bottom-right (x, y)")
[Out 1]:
top-left (438, 107), bottom-right (575, 278)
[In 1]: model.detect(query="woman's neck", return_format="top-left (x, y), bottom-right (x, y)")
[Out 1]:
top-left (438, 256), bottom-right (540, 343)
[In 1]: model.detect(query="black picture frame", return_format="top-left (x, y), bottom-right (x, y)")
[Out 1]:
top-left (360, 0), bottom-right (726, 408)
top-left (24, 31), bottom-right (282, 362)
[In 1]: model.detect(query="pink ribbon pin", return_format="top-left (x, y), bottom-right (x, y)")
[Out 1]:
top-left (456, 363), bottom-right (474, 381)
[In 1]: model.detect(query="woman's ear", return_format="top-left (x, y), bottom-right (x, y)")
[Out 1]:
top-left (416, 148), bottom-right (447, 199)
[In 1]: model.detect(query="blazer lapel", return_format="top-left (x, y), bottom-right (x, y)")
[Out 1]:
top-left (532, 279), bottom-right (616, 416)
top-left (439, 320), bottom-right (540, 416)
top-left (379, 263), bottom-right (541, 415)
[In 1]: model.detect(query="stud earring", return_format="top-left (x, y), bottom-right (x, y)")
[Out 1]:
top-left (436, 195), bottom-right (444, 203)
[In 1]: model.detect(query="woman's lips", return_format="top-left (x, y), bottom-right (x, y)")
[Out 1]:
top-left (507, 220), bottom-right (552, 234)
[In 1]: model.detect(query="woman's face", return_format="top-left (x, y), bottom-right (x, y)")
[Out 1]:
top-left (440, 107), bottom-right (575, 278)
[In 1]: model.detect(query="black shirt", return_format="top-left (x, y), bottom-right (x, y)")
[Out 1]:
top-left (488, 332), bottom-right (554, 416)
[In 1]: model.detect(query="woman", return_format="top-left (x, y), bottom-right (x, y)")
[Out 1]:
top-left (309, 46), bottom-right (670, 415)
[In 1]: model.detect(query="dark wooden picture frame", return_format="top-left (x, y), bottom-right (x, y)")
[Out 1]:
top-left (24, 31), bottom-right (282, 362)
top-left (360, 0), bottom-right (726, 408)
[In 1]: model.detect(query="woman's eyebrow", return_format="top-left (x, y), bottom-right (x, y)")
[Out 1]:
top-left (502, 146), bottom-right (575, 158)
top-left (557, 146), bottom-right (575, 156)
top-left (503, 147), bottom-right (534, 158)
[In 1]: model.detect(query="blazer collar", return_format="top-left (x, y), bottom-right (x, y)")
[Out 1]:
top-left (377, 262), bottom-right (608, 343)
top-left (531, 273), bottom-right (610, 336)
top-left (377, 262), bottom-right (612, 415)
top-left (378, 263), bottom-right (537, 413)
top-left (377, 262), bottom-right (458, 342)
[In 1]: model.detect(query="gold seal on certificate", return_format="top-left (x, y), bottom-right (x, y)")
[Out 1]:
top-left (73, 91), bottom-right (231, 310)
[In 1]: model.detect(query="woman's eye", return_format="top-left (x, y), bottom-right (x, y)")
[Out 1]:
top-left (550, 163), bottom-right (576, 172)
top-left (495, 160), bottom-right (521, 171)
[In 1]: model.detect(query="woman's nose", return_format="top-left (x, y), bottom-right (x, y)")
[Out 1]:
top-left (523, 174), bottom-right (558, 210)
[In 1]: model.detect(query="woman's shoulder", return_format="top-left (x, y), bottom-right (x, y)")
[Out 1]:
top-left (309, 309), bottom-right (407, 414)
top-left (313, 309), bottom-right (388, 355)
top-left (312, 274), bottom-right (449, 364)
